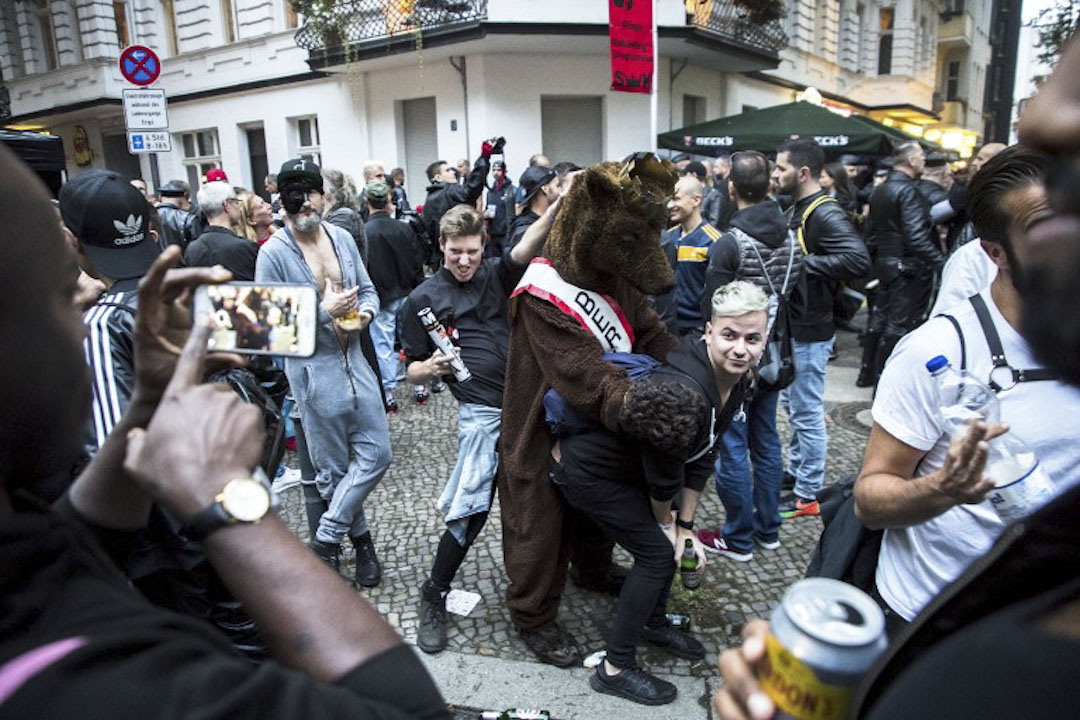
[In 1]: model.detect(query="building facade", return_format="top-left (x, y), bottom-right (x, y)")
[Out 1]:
top-left (1, 0), bottom-right (1012, 201)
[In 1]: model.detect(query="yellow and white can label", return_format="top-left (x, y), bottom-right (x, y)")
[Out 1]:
top-left (757, 633), bottom-right (854, 720)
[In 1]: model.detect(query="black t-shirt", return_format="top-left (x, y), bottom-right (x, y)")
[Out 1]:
top-left (184, 226), bottom-right (259, 281)
top-left (399, 251), bottom-right (526, 408)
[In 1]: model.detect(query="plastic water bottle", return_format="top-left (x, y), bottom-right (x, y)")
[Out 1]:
top-left (926, 355), bottom-right (1055, 521)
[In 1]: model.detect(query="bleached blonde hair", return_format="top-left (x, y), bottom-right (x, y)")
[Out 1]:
top-left (710, 280), bottom-right (769, 320)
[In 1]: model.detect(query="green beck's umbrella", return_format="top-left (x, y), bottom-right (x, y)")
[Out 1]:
top-left (659, 101), bottom-right (920, 158)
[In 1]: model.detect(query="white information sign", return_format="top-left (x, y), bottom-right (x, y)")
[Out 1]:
top-left (123, 88), bottom-right (169, 131)
top-left (128, 131), bottom-right (172, 153)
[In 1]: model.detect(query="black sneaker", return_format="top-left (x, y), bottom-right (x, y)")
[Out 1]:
top-left (589, 664), bottom-right (677, 706)
top-left (417, 581), bottom-right (448, 654)
top-left (640, 623), bottom-right (705, 661)
top-left (520, 624), bottom-right (581, 668)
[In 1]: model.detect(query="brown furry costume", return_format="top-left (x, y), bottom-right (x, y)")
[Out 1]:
top-left (498, 160), bottom-right (685, 633)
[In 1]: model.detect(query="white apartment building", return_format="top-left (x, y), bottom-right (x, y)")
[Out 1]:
top-left (0, 0), bottom-right (988, 202)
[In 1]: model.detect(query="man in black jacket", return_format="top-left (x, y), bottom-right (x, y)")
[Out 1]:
top-left (156, 180), bottom-right (195, 249)
top-left (364, 179), bottom-right (425, 411)
top-left (507, 164), bottom-right (559, 249)
top-left (860, 141), bottom-right (946, 387)
top-left (183, 181), bottom-right (259, 281)
top-left (420, 138), bottom-right (503, 251)
top-left (771, 139), bottom-right (870, 518)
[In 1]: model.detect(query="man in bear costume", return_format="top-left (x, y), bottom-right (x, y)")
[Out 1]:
top-left (500, 154), bottom-right (701, 665)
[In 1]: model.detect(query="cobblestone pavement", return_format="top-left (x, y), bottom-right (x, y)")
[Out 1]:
top-left (276, 326), bottom-right (873, 716)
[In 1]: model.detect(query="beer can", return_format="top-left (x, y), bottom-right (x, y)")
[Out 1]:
top-left (758, 578), bottom-right (886, 720)
top-left (417, 306), bottom-right (471, 383)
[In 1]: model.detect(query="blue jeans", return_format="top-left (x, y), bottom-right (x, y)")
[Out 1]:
top-left (715, 388), bottom-right (782, 553)
top-left (781, 337), bottom-right (834, 500)
top-left (370, 296), bottom-right (404, 396)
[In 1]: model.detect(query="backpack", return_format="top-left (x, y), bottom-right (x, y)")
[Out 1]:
top-left (206, 365), bottom-right (287, 478)
top-left (740, 227), bottom-right (798, 391)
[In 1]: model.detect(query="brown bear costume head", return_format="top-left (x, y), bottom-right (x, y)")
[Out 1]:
top-left (544, 155), bottom-right (678, 297)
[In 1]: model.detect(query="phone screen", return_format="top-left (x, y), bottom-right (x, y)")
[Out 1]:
top-left (195, 283), bottom-right (317, 357)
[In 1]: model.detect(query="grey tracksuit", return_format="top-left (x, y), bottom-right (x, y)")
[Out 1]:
top-left (256, 222), bottom-right (391, 544)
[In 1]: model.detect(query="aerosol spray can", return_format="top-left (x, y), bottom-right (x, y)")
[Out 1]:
top-left (417, 307), bottom-right (471, 383)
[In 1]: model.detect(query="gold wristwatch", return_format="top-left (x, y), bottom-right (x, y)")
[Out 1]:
top-left (181, 477), bottom-right (271, 541)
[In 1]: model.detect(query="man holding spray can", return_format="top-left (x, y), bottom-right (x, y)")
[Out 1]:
top-left (399, 202), bottom-right (550, 654)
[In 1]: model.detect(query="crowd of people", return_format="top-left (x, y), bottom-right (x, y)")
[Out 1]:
top-left (5, 34), bottom-right (1080, 720)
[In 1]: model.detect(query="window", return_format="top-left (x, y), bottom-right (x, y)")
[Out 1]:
top-left (919, 16), bottom-right (930, 68)
top-left (163, 0), bottom-right (179, 56)
top-left (180, 129), bottom-right (221, 189)
top-left (35, 0), bottom-right (59, 71)
top-left (296, 117), bottom-right (321, 165)
top-left (113, 1), bottom-right (130, 47)
top-left (878, 7), bottom-right (893, 75)
top-left (222, 0), bottom-right (236, 43)
top-left (855, 3), bottom-right (866, 71)
top-left (946, 60), bottom-right (960, 100)
top-left (284, 0), bottom-right (299, 28)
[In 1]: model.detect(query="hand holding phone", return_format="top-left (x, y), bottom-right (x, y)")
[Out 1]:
top-left (194, 282), bottom-right (317, 357)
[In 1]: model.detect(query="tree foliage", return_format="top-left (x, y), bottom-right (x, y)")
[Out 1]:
top-left (1030, 0), bottom-right (1080, 69)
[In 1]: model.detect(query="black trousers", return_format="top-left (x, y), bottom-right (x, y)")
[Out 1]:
top-left (552, 433), bottom-right (675, 669)
top-left (868, 258), bottom-right (932, 338)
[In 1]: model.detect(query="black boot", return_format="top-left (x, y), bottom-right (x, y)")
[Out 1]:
top-left (856, 331), bottom-right (881, 387)
top-left (417, 580), bottom-right (449, 654)
top-left (309, 539), bottom-right (341, 572)
top-left (351, 532), bottom-right (382, 588)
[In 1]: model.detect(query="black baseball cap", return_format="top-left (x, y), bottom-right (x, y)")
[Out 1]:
top-left (59, 170), bottom-right (160, 280)
top-left (925, 151), bottom-right (949, 168)
top-left (278, 158), bottom-right (324, 191)
top-left (159, 179), bottom-right (188, 197)
top-left (518, 165), bottom-right (557, 204)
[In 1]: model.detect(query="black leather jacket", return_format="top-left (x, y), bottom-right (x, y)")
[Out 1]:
top-left (867, 171), bottom-right (945, 269)
top-left (787, 190), bottom-right (871, 341)
top-left (156, 203), bottom-right (195, 249)
top-left (420, 155), bottom-right (489, 247)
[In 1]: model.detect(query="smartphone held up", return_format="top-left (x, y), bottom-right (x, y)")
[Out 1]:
top-left (194, 282), bottom-right (317, 357)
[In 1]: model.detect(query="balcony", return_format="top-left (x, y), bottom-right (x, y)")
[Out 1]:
top-left (938, 11), bottom-right (974, 48)
top-left (295, 0), bottom-right (488, 58)
top-left (939, 99), bottom-right (968, 125)
top-left (689, 0), bottom-right (788, 55)
top-left (294, 0), bottom-right (786, 64)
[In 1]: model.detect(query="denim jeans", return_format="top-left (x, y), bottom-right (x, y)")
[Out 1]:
top-left (370, 296), bottom-right (404, 396)
top-left (781, 337), bottom-right (834, 500)
top-left (714, 388), bottom-right (782, 552)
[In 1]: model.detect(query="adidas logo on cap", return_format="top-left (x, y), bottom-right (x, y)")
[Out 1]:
top-left (113, 214), bottom-right (145, 246)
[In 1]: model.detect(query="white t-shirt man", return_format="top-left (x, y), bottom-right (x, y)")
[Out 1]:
top-left (929, 240), bottom-right (997, 317)
top-left (873, 286), bottom-right (1080, 621)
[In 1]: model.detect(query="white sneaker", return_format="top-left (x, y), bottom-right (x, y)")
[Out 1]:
top-left (754, 536), bottom-right (781, 551)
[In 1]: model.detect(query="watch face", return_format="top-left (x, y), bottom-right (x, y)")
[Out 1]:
top-left (222, 478), bottom-right (271, 523)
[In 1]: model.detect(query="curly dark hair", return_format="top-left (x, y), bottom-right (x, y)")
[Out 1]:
top-left (618, 380), bottom-right (704, 456)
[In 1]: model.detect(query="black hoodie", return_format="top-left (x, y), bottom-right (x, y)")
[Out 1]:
top-left (701, 200), bottom-right (798, 320)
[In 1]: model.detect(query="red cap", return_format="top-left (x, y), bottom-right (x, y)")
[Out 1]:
top-left (206, 168), bottom-right (228, 182)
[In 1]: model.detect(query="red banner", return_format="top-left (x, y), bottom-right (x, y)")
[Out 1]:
top-left (609, 0), bottom-right (654, 94)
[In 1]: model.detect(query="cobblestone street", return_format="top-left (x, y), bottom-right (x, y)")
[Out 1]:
top-left (276, 325), bottom-right (874, 718)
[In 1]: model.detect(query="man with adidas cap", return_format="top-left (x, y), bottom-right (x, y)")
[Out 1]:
top-left (59, 169), bottom-right (163, 458)
top-left (507, 164), bottom-right (558, 249)
top-left (256, 158), bottom-right (391, 588)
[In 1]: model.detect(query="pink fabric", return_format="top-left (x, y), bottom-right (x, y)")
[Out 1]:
top-left (0, 637), bottom-right (86, 705)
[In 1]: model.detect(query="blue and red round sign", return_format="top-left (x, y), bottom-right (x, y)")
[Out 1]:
top-left (119, 45), bottom-right (160, 86)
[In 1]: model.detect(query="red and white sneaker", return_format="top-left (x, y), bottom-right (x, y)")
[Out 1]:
top-left (696, 529), bottom-right (753, 562)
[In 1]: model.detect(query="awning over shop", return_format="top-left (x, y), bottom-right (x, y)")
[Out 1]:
top-left (0, 130), bottom-right (66, 196)
top-left (658, 101), bottom-right (943, 158)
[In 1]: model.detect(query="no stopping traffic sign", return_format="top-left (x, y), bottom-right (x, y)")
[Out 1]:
top-left (119, 45), bottom-right (161, 86)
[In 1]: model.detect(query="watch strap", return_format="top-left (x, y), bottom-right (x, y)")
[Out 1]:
top-left (181, 501), bottom-right (233, 541)
top-left (675, 518), bottom-right (694, 531)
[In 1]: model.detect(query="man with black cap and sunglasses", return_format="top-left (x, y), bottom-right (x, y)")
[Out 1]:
top-left (508, 164), bottom-right (559, 249)
top-left (60, 169), bottom-right (163, 462)
top-left (156, 180), bottom-right (195, 249)
top-left (256, 158), bottom-right (391, 588)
